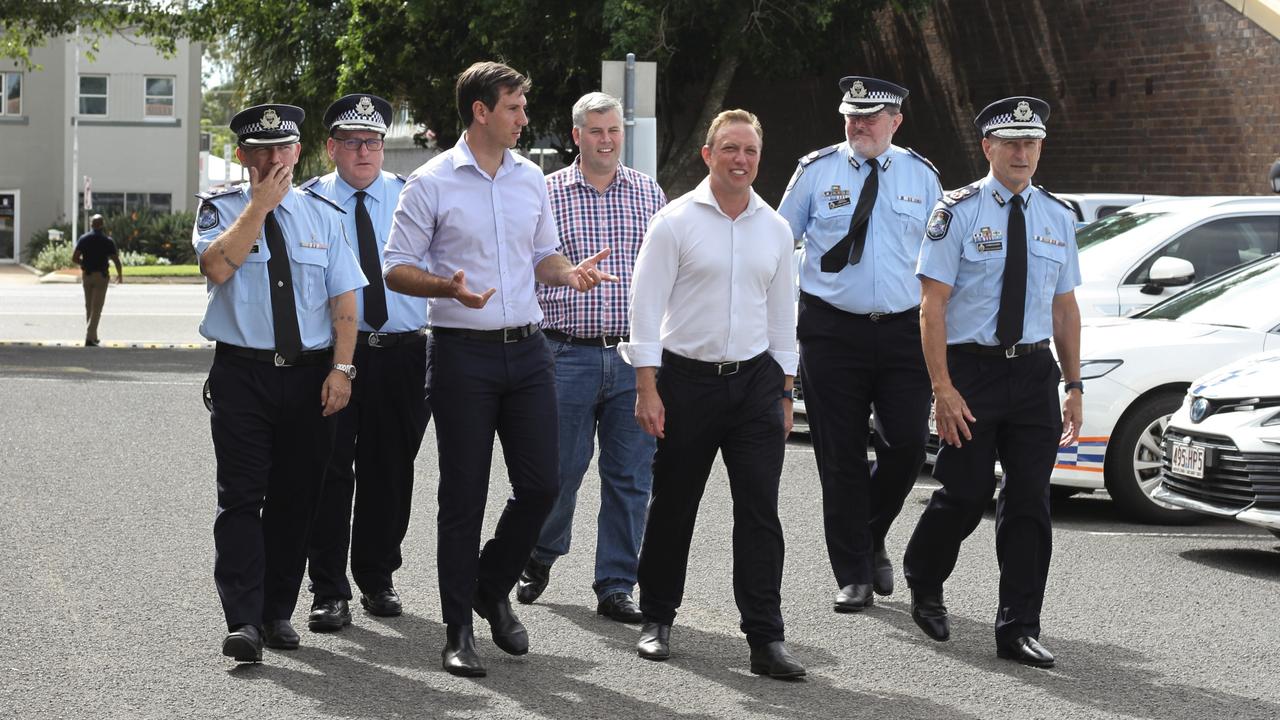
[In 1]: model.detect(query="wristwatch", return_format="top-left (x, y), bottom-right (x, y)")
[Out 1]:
top-left (780, 388), bottom-right (795, 400)
top-left (332, 363), bottom-right (357, 380)
top-left (1064, 380), bottom-right (1084, 394)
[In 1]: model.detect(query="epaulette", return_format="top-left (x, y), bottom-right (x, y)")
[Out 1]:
top-left (941, 182), bottom-right (981, 207)
top-left (906, 147), bottom-right (939, 177)
top-left (193, 185), bottom-right (242, 202)
top-left (393, 173), bottom-right (409, 183)
top-left (1036, 185), bottom-right (1074, 214)
top-left (798, 143), bottom-right (841, 168)
top-left (299, 179), bottom-right (347, 214)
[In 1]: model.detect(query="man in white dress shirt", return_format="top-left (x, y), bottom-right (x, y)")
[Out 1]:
top-left (618, 109), bottom-right (805, 679)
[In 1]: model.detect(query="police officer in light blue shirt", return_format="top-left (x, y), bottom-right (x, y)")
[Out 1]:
top-left (903, 96), bottom-right (1083, 670)
top-left (777, 76), bottom-right (942, 613)
top-left (302, 94), bottom-right (432, 633)
top-left (194, 102), bottom-right (367, 664)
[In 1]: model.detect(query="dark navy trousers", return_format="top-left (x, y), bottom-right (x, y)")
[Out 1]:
top-left (427, 331), bottom-right (560, 626)
top-left (307, 338), bottom-right (431, 601)
top-left (797, 293), bottom-right (932, 587)
top-left (904, 347), bottom-right (1061, 643)
top-left (209, 353), bottom-right (335, 630)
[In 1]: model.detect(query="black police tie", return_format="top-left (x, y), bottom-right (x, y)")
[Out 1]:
top-left (354, 191), bottom-right (388, 331)
top-left (996, 195), bottom-right (1028, 348)
top-left (263, 210), bottom-right (303, 363)
top-left (821, 158), bottom-right (878, 272)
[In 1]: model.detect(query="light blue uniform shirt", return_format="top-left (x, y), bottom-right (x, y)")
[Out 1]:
top-left (777, 142), bottom-right (942, 314)
top-left (916, 173), bottom-right (1081, 346)
top-left (192, 184), bottom-right (368, 350)
top-left (310, 171), bottom-right (428, 333)
top-left (382, 133), bottom-right (561, 331)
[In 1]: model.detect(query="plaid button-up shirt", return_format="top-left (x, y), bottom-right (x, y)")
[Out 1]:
top-left (538, 159), bottom-right (667, 337)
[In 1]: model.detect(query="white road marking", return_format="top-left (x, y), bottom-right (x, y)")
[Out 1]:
top-left (1083, 531), bottom-right (1272, 539)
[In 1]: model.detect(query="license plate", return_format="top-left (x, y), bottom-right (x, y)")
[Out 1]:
top-left (928, 400), bottom-right (937, 435)
top-left (1169, 441), bottom-right (1206, 479)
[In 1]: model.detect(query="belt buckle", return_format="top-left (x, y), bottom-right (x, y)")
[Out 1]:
top-left (503, 327), bottom-right (521, 343)
top-left (716, 360), bottom-right (740, 376)
top-left (868, 312), bottom-right (884, 323)
top-left (602, 336), bottom-right (619, 349)
top-left (273, 353), bottom-right (287, 367)
top-left (367, 332), bottom-right (383, 347)
top-left (1005, 346), bottom-right (1018, 359)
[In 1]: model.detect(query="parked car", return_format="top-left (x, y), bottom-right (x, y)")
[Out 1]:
top-left (1074, 196), bottom-right (1280, 318)
top-left (1154, 350), bottom-right (1280, 538)
top-left (1055, 193), bottom-right (1172, 228)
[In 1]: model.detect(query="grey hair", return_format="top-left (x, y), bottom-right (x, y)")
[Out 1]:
top-left (572, 92), bottom-right (624, 129)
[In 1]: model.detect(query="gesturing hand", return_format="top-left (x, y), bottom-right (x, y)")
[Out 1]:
top-left (565, 248), bottom-right (620, 292)
top-left (248, 163), bottom-right (292, 212)
top-left (449, 269), bottom-right (496, 309)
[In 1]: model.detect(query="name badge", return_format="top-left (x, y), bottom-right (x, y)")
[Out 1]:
top-left (828, 197), bottom-right (852, 210)
top-left (977, 241), bottom-right (1004, 253)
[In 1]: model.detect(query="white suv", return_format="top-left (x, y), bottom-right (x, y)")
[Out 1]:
top-left (1075, 196), bottom-right (1280, 318)
top-left (1154, 350), bottom-right (1280, 538)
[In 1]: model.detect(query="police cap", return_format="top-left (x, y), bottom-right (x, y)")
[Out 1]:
top-left (975, 96), bottom-right (1050, 140)
top-left (323, 94), bottom-right (393, 134)
top-left (838, 76), bottom-right (909, 116)
top-left (231, 103), bottom-right (304, 146)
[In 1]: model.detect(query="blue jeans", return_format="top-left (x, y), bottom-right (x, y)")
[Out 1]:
top-left (533, 340), bottom-right (656, 600)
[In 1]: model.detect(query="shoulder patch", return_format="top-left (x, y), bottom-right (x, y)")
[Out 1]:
top-left (798, 143), bottom-right (841, 168)
top-left (1036, 185), bottom-right (1074, 213)
top-left (196, 201), bottom-right (219, 231)
top-left (941, 182), bottom-right (981, 207)
top-left (302, 185), bottom-right (347, 214)
top-left (906, 147), bottom-right (939, 177)
top-left (926, 207), bottom-right (953, 240)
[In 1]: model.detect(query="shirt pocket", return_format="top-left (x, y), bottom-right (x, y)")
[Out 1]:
top-left (961, 236), bottom-right (1006, 297)
top-left (891, 196), bottom-right (927, 251)
top-left (1028, 239), bottom-right (1067, 302)
top-left (293, 247), bottom-right (330, 311)
top-left (236, 251), bottom-right (269, 303)
top-left (814, 199), bottom-right (854, 247)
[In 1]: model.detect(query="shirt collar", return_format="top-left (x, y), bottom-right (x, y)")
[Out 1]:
top-left (565, 157), bottom-right (632, 192)
top-left (276, 183), bottom-right (300, 215)
top-left (845, 143), bottom-right (894, 171)
top-left (691, 176), bottom-right (762, 219)
top-left (986, 172), bottom-right (1034, 207)
top-left (333, 171), bottom-right (386, 207)
top-left (451, 132), bottom-right (515, 179)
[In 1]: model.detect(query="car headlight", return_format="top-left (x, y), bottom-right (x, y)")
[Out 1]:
top-left (1079, 359), bottom-right (1123, 379)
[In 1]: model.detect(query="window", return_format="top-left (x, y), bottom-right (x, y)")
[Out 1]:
top-left (144, 76), bottom-right (174, 117)
top-left (78, 75), bottom-right (108, 116)
top-left (79, 192), bottom-right (171, 214)
top-left (1124, 215), bottom-right (1280, 285)
top-left (1, 72), bottom-right (20, 115)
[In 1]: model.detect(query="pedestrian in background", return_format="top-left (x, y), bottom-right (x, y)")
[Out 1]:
top-left (72, 214), bottom-right (123, 347)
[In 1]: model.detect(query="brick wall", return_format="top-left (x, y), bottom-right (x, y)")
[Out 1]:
top-left (727, 0), bottom-right (1280, 204)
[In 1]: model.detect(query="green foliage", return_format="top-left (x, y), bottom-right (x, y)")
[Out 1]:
top-left (33, 241), bottom-right (73, 273)
top-left (27, 210), bottom-right (197, 266)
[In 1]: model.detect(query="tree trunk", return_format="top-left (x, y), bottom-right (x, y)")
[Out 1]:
top-left (658, 39), bottom-right (744, 196)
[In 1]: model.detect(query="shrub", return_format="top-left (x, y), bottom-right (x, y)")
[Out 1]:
top-left (33, 241), bottom-right (74, 273)
top-left (27, 210), bottom-right (197, 265)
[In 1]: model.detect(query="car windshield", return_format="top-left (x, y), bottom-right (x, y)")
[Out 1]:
top-left (1138, 253), bottom-right (1280, 326)
top-left (1076, 211), bottom-right (1168, 251)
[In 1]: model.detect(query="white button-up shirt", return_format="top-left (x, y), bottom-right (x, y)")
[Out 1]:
top-left (382, 134), bottom-right (561, 330)
top-left (619, 177), bottom-right (798, 375)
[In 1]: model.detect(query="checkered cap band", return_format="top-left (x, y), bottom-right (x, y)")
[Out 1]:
top-left (981, 113), bottom-right (1046, 134)
top-left (236, 119), bottom-right (300, 136)
top-left (332, 108), bottom-right (387, 129)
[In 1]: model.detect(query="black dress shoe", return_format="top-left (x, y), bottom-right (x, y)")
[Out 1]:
top-left (308, 597), bottom-right (352, 632)
top-left (473, 592), bottom-right (529, 656)
top-left (361, 588), bottom-right (402, 617)
top-left (997, 636), bottom-right (1055, 668)
top-left (833, 583), bottom-right (874, 612)
top-left (515, 557), bottom-right (551, 604)
top-left (222, 624), bottom-right (263, 662)
top-left (263, 619), bottom-right (300, 650)
top-left (749, 641), bottom-right (807, 679)
top-left (442, 624), bottom-right (487, 678)
top-left (596, 592), bottom-right (643, 624)
top-left (636, 622), bottom-right (671, 661)
top-left (872, 548), bottom-right (894, 596)
top-left (910, 590), bottom-right (950, 642)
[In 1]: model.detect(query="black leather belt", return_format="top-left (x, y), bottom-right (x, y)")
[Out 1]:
top-left (431, 323), bottom-right (541, 344)
top-left (662, 350), bottom-right (767, 377)
top-left (800, 292), bottom-right (917, 322)
top-left (215, 342), bottom-right (333, 367)
top-left (543, 328), bottom-right (629, 348)
top-left (358, 328), bottom-right (428, 348)
top-left (950, 339), bottom-right (1051, 358)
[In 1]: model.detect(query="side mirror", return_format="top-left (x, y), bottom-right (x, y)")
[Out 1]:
top-left (1141, 256), bottom-right (1196, 295)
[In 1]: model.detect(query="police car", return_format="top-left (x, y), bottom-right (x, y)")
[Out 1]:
top-left (1154, 350), bottom-right (1280, 538)
top-left (1055, 193), bottom-right (1172, 228)
top-left (1074, 196), bottom-right (1280, 319)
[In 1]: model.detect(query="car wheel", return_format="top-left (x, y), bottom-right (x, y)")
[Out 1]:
top-left (1104, 390), bottom-right (1198, 525)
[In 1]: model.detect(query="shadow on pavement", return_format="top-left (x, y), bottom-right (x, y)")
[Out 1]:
top-left (0, 345), bottom-right (212, 378)
top-left (1179, 547), bottom-right (1280, 582)
top-left (872, 599), bottom-right (1280, 720)
top-left (535, 602), bottom-right (983, 720)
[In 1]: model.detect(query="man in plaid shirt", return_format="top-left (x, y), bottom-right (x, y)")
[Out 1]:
top-left (516, 92), bottom-right (667, 622)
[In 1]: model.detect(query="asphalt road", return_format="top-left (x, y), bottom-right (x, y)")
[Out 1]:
top-left (2, 283), bottom-right (1280, 719)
